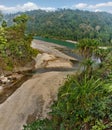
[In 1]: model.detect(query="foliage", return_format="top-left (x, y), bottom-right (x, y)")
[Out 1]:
top-left (0, 27), bottom-right (9, 70)
top-left (23, 74), bottom-right (112, 130)
top-left (77, 38), bottom-right (100, 78)
top-left (93, 49), bottom-right (112, 80)
top-left (4, 9), bottom-right (112, 45)
top-left (23, 37), bottom-right (112, 130)
top-left (1, 20), bottom-right (7, 28)
top-left (77, 38), bottom-right (99, 58)
top-left (0, 14), bottom-right (38, 72)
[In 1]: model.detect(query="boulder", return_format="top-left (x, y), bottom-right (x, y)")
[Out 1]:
top-left (34, 53), bottom-right (56, 68)
top-left (0, 75), bottom-right (10, 84)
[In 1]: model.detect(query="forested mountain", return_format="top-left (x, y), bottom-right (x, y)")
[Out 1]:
top-left (4, 9), bottom-right (112, 44)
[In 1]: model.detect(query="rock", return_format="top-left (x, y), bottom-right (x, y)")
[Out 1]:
top-left (0, 71), bottom-right (71, 130)
top-left (31, 40), bottom-right (77, 61)
top-left (34, 53), bottom-right (73, 69)
top-left (34, 53), bottom-right (56, 68)
top-left (46, 59), bottom-right (73, 68)
top-left (0, 75), bottom-right (10, 84)
top-left (8, 73), bottom-right (23, 80)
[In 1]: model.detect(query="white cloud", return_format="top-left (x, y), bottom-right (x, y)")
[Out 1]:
top-left (41, 7), bottom-right (55, 12)
top-left (0, 2), bottom-right (55, 13)
top-left (18, 2), bottom-right (39, 11)
top-left (94, 3), bottom-right (109, 8)
top-left (90, 2), bottom-right (112, 9)
top-left (0, 1), bottom-right (112, 14)
top-left (75, 3), bottom-right (88, 9)
top-left (0, 5), bottom-right (16, 13)
top-left (72, 1), bottom-right (112, 13)
top-left (94, 9), bottom-right (102, 12)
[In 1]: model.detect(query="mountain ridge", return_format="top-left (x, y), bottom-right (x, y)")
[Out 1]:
top-left (4, 9), bottom-right (112, 44)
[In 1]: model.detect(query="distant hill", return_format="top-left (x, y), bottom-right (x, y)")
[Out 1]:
top-left (4, 9), bottom-right (112, 44)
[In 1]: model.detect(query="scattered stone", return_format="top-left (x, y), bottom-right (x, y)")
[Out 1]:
top-left (0, 75), bottom-right (10, 84)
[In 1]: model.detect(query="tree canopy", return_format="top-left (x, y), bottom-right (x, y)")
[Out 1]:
top-left (4, 9), bottom-right (112, 45)
top-left (0, 14), bottom-right (38, 73)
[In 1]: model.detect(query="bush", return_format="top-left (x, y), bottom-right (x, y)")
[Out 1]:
top-left (23, 75), bottom-right (112, 130)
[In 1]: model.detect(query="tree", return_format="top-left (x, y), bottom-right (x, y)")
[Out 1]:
top-left (0, 27), bottom-right (8, 72)
top-left (0, 11), bottom-right (3, 21)
top-left (77, 38), bottom-right (99, 77)
top-left (77, 38), bottom-right (99, 58)
top-left (12, 14), bottom-right (28, 38)
top-left (0, 14), bottom-right (38, 73)
top-left (1, 20), bottom-right (7, 28)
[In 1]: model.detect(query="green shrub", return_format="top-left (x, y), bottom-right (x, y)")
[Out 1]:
top-left (24, 75), bottom-right (112, 130)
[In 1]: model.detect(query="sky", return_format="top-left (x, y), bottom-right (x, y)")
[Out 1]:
top-left (0, 0), bottom-right (112, 14)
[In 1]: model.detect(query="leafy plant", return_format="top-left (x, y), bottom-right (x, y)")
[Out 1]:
top-left (24, 74), bottom-right (112, 130)
top-left (0, 14), bottom-right (38, 73)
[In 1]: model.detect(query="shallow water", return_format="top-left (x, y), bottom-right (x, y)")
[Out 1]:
top-left (34, 36), bottom-right (77, 49)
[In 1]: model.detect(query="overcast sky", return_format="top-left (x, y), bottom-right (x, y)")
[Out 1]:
top-left (0, 0), bottom-right (112, 14)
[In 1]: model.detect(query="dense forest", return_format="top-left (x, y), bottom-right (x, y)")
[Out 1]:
top-left (4, 9), bottom-right (112, 45)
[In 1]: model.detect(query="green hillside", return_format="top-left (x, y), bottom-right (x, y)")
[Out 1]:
top-left (5, 9), bottom-right (112, 45)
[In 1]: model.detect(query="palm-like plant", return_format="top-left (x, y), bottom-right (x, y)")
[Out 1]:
top-left (77, 38), bottom-right (99, 78)
top-left (94, 48), bottom-right (109, 62)
top-left (93, 48), bottom-right (112, 80)
top-left (77, 38), bottom-right (99, 59)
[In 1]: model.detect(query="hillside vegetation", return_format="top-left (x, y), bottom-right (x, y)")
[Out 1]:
top-left (5, 9), bottom-right (112, 45)
top-left (0, 13), bottom-right (38, 73)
